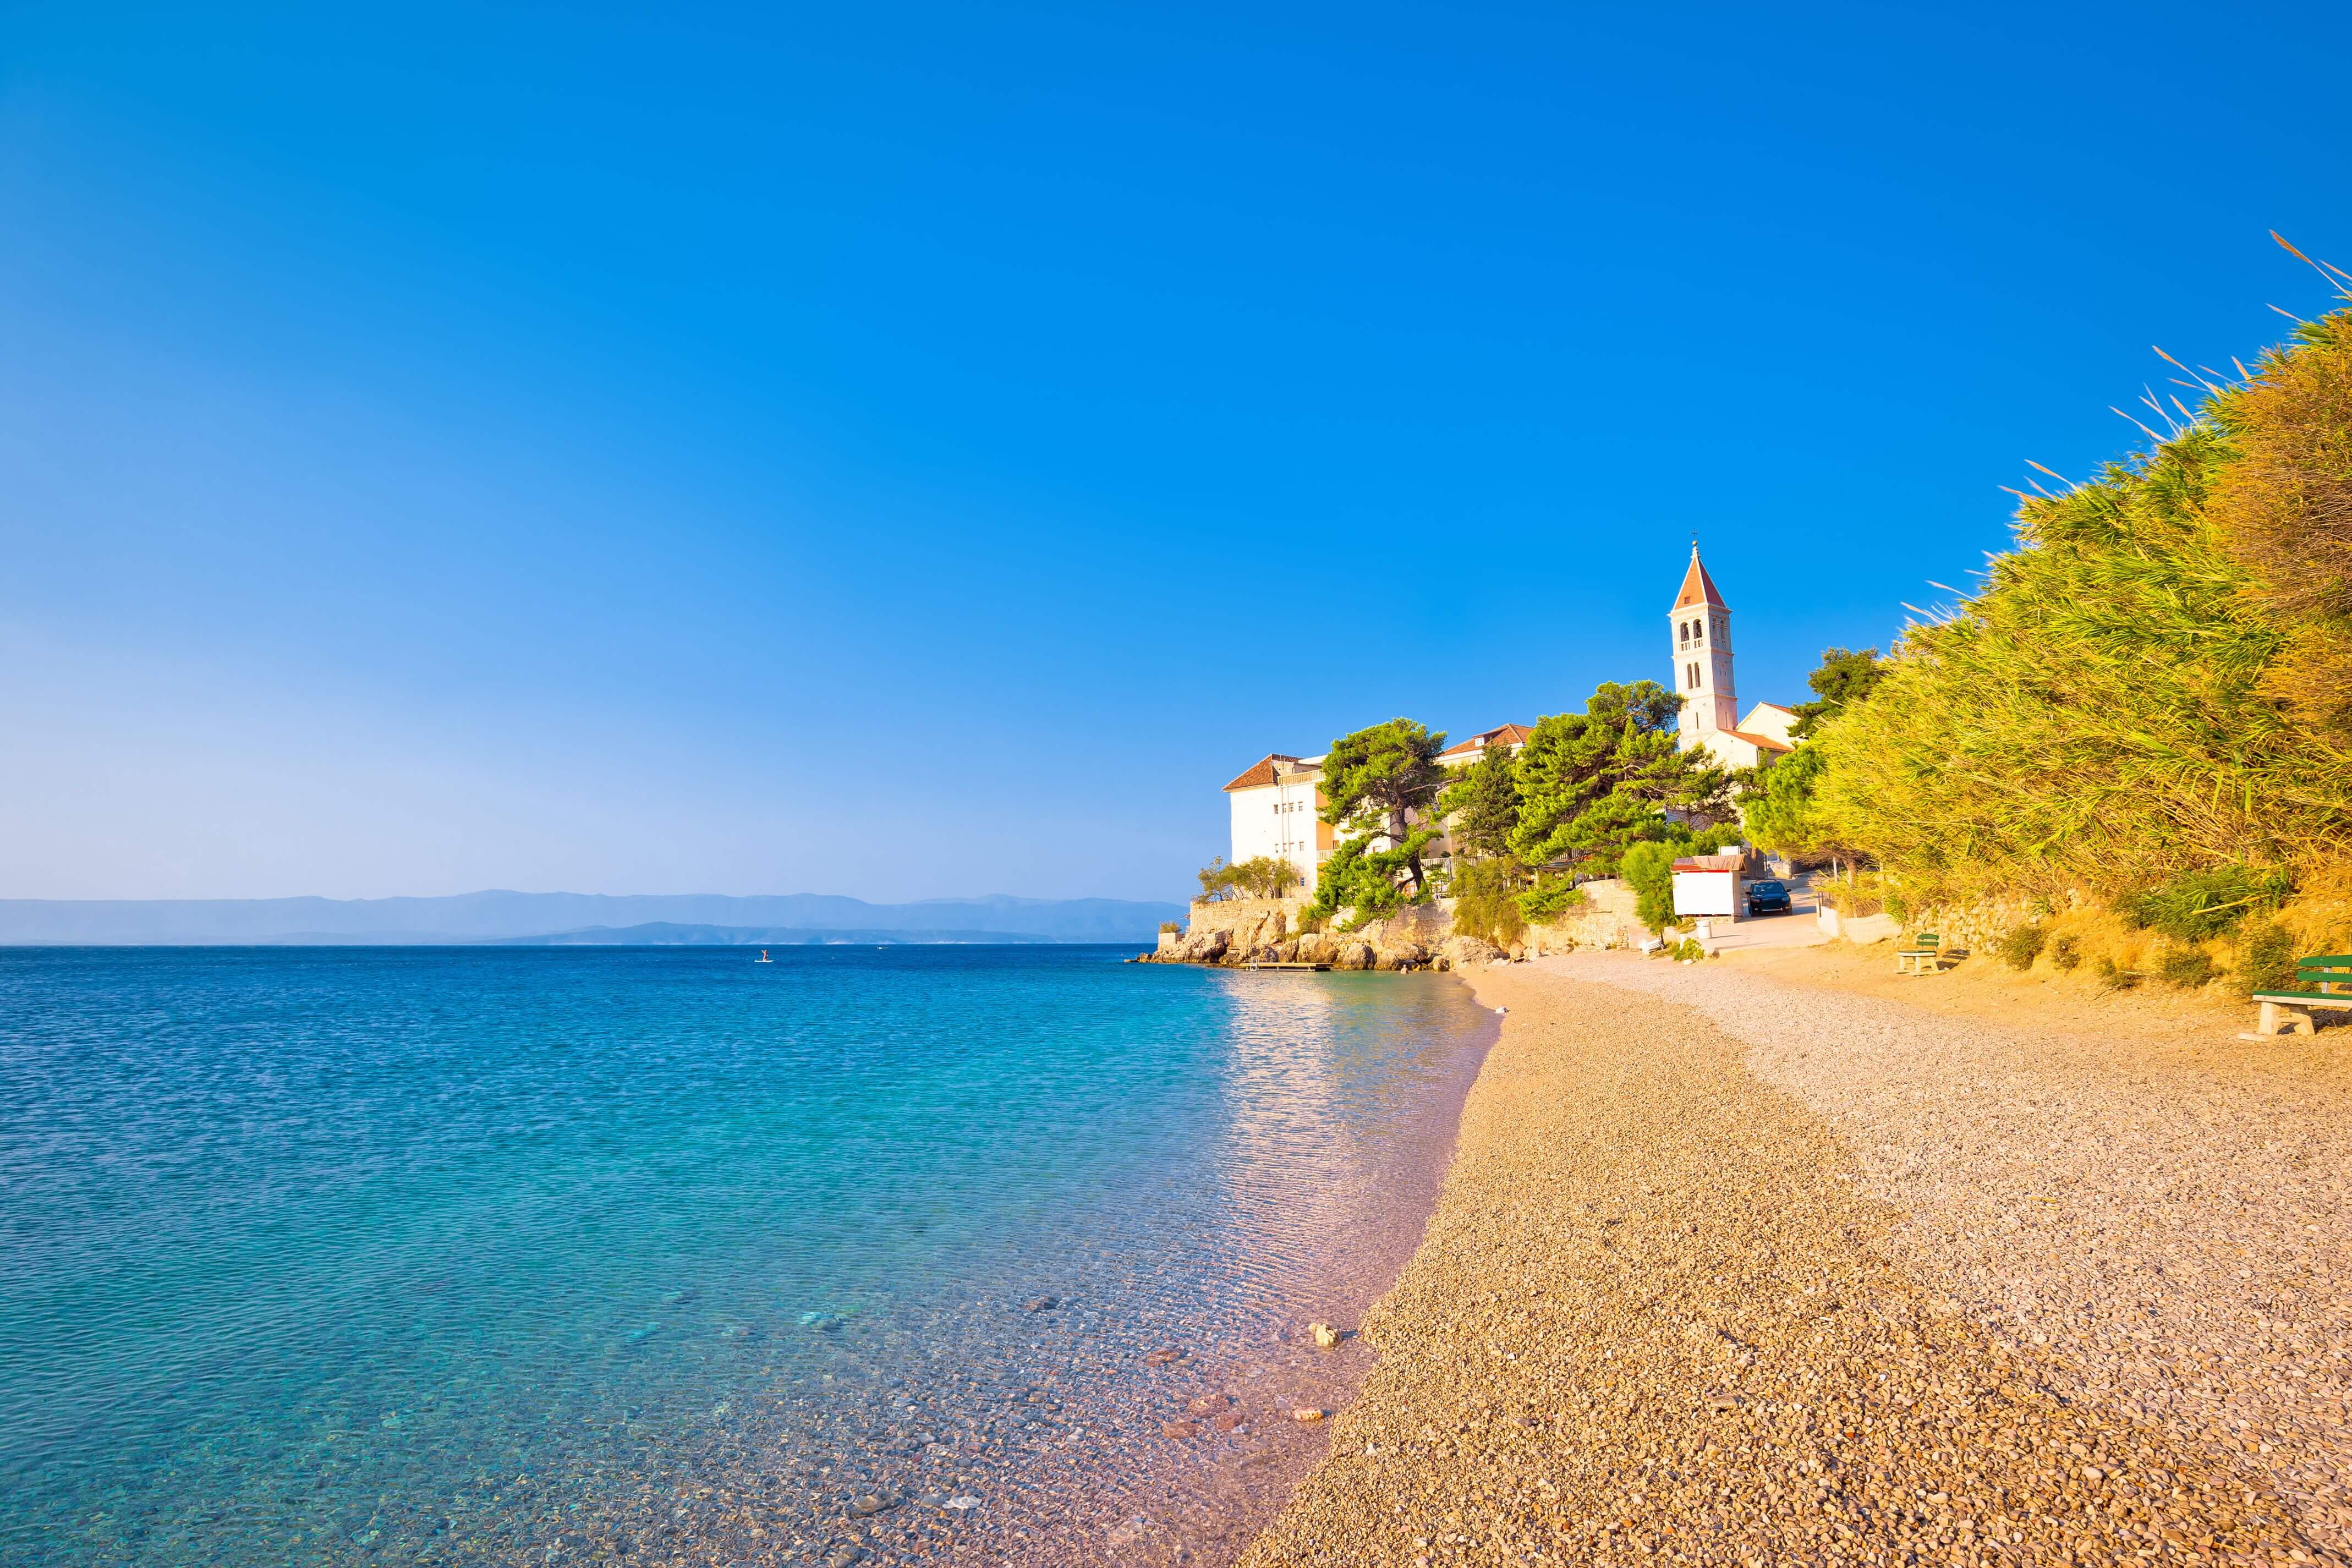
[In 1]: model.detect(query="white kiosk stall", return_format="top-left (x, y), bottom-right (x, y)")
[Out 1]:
top-left (1670, 853), bottom-right (1742, 920)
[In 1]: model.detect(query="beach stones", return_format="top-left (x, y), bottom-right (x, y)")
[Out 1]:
top-left (1291, 1407), bottom-right (1325, 1422)
top-left (1186, 1393), bottom-right (1229, 1415)
top-left (848, 1490), bottom-right (899, 1516)
top-left (1142, 1347), bottom-right (1186, 1366)
top-left (1309, 1321), bottom-right (1341, 1348)
top-left (1023, 1295), bottom-right (1057, 1312)
top-left (1160, 1419), bottom-right (1199, 1438)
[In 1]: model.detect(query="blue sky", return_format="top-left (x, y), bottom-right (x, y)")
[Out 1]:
top-left (3, 2), bottom-right (2347, 902)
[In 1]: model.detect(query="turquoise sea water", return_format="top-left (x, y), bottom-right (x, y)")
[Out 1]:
top-left (0, 946), bottom-right (1493, 1566)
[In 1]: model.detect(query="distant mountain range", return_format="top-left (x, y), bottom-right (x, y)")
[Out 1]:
top-left (0, 892), bottom-right (1185, 946)
top-left (496, 924), bottom-right (1061, 946)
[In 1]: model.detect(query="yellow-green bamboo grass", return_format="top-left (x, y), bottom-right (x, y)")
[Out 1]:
top-left (1811, 290), bottom-right (2352, 922)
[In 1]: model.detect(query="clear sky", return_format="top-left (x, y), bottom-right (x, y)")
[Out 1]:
top-left (3, 2), bottom-right (2347, 903)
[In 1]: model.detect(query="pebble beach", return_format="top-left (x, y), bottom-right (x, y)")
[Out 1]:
top-left (1237, 952), bottom-right (2350, 1568)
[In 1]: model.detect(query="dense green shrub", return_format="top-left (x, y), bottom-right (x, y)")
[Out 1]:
top-left (1198, 855), bottom-right (1302, 901)
top-left (1816, 873), bottom-right (1884, 917)
top-left (2094, 955), bottom-right (2139, 990)
top-left (1510, 683), bottom-right (1735, 876)
top-left (1437, 743), bottom-right (1521, 861)
top-left (2051, 933), bottom-right (2082, 971)
top-left (1515, 874), bottom-right (1585, 925)
top-left (2235, 919), bottom-right (2298, 997)
top-left (1450, 858), bottom-right (1529, 949)
top-left (1306, 837), bottom-right (1417, 928)
top-left (1995, 924), bottom-right (2048, 971)
top-left (2116, 866), bottom-right (2290, 941)
top-left (2158, 945), bottom-right (2219, 988)
top-left (1621, 841), bottom-right (1680, 934)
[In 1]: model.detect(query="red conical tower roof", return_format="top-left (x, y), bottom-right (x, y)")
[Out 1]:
top-left (1673, 545), bottom-right (1728, 610)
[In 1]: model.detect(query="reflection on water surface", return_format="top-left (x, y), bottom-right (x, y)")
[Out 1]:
top-left (0, 946), bottom-right (1492, 1565)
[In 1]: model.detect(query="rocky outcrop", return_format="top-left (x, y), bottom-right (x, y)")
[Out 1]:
top-left (1145, 879), bottom-right (1652, 971)
top-left (1169, 926), bottom-right (1230, 963)
top-left (1440, 934), bottom-right (1504, 969)
top-left (1142, 897), bottom-right (1292, 965)
top-left (1148, 897), bottom-right (1442, 972)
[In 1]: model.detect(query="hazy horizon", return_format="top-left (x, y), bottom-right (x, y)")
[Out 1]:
top-left (0, 889), bottom-right (1187, 945)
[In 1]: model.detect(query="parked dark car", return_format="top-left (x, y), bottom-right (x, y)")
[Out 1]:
top-left (1745, 879), bottom-right (1792, 917)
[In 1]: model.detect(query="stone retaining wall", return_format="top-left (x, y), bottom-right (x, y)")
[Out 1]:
top-left (1521, 880), bottom-right (1645, 955)
top-left (1909, 890), bottom-right (2086, 955)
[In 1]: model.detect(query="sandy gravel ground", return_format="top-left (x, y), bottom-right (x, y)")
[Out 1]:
top-left (1239, 958), bottom-right (2342, 1568)
top-left (1586, 950), bottom-right (2352, 1558)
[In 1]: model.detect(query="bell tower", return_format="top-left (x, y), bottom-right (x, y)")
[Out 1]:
top-left (1668, 544), bottom-right (1739, 745)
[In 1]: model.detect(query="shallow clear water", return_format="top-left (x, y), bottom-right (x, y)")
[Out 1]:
top-left (0, 945), bottom-right (1493, 1566)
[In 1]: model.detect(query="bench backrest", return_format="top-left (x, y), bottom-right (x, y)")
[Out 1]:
top-left (1914, 931), bottom-right (1940, 948)
top-left (2298, 955), bottom-right (2352, 991)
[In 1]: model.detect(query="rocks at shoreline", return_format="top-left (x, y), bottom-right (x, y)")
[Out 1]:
top-left (1144, 892), bottom-right (1640, 976)
top-left (1144, 900), bottom-right (1465, 973)
top-left (1437, 934), bottom-right (1502, 969)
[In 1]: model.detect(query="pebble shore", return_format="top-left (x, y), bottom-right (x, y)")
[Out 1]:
top-left (1240, 958), bottom-right (2344, 1568)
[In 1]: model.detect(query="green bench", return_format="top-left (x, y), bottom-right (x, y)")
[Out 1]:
top-left (2243, 954), bottom-right (2352, 1039)
top-left (1894, 931), bottom-right (1943, 976)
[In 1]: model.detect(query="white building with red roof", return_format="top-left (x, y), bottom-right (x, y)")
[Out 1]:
top-left (1439, 722), bottom-right (1534, 764)
top-left (1220, 753), bottom-right (1332, 892)
top-left (1220, 723), bottom-right (1533, 894)
top-left (1668, 544), bottom-right (1794, 771)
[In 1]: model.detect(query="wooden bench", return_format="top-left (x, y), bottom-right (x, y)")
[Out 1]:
top-left (2242, 955), bottom-right (2352, 1039)
top-left (1894, 931), bottom-right (1943, 976)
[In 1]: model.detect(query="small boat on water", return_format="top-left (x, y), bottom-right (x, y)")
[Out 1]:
top-left (754, 950), bottom-right (774, 963)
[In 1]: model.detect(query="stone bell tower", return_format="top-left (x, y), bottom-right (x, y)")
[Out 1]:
top-left (1668, 544), bottom-right (1738, 747)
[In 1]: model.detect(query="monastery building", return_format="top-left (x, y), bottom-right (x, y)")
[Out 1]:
top-left (1220, 547), bottom-right (1793, 892)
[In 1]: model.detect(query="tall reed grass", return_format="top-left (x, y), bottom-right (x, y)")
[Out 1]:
top-left (1813, 289), bottom-right (2352, 910)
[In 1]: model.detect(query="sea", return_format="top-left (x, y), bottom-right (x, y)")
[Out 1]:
top-left (0, 945), bottom-right (1495, 1567)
